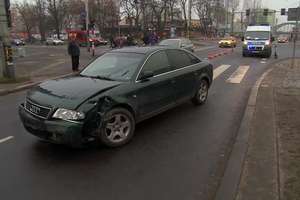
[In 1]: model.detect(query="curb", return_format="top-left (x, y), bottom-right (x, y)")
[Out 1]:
top-left (214, 67), bottom-right (274, 200)
top-left (208, 49), bottom-right (234, 60)
top-left (0, 72), bottom-right (74, 96)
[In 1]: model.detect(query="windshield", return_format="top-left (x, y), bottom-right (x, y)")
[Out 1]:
top-left (159, 40), bottom-right (180, 48)
top-left (245, 31), bottom-right (270, 40)
top-left (80, 52), bottom-right (145, 81)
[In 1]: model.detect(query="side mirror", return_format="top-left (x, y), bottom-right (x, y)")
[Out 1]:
top-left (140, 71), bottom-right (154, 81)
top-left (181, 43), bottom-right (186, 48)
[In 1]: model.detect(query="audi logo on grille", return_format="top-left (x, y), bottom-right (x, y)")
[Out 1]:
top-left (29, 104), bottom-right (41, 114)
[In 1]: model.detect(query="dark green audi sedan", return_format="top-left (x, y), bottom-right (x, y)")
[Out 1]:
top-left (19, 47), bottom-right (213, 147)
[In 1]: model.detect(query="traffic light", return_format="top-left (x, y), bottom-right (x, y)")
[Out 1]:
top-left (4, 0), bottom-right (12, 27)
top-left (4, 46), bottom-right (13, 63)
top-left (246, 9), bottom-right (250, 16)
top-left (281, 8), bottom-right (286, 16)
top-left (263, 9), bottom-right (269, 16)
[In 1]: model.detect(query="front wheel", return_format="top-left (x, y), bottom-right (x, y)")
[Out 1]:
top-left (98, 108), bottom-right (135, 147)
top-left (192, 79), bottom-right (209, 106)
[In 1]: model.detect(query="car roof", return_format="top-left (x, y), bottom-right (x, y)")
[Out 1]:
top-left (246, 26), bottom-right (271, 32)
top-left (110, 46), bottom-right (169, 55)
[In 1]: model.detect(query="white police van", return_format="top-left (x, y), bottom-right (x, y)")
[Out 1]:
top-left (242, 25), bottom-right (274, 58)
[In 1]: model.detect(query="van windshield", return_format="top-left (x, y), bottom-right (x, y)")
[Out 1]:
top-left (245, 31), bottom-right (270, 40)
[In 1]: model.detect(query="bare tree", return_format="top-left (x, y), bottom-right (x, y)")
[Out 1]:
top-left (179, 0), bottom-right (188, 34)
top-left (34, 0), bottom-right (47, 41)
top-left (47, 0), bottom-right (68, 39)
top-left (16, 1), bottom-right (36, 41)
top-left (194, 0), bottom-right (214, 36)
top-left (229, 0), bottom-right (240, 33)
top-left (92, 0), bottom-right (118, 36)
top-left (65, 0), bottom-right (84, 30)
top-left (167, 0), bottom-right (179, 25)
top-left (149, 0), bottom-right (168, 32)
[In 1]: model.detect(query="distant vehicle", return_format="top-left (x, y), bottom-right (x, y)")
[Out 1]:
top-left (219, 36), bottom-right (237, 48)
top-left (242, 25), bottom-right (274, 58)
top-left (277, 35), bottom-right (289, 43)
top-left (11, 39), bottom-right (25, 46)
top-left (19, 46), bottom-right (213, 148)
top-left (46, 38), bottom-right (64, 45)
top-left (159, 38), bottom-right (194, 52)
top-left (67, 30), bottom-right (107, 46)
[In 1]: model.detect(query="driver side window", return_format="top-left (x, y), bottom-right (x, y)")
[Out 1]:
top-left (139, 51), bottom-right (171, 78)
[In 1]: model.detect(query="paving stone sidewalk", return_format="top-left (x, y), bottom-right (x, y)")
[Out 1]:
top-left (236, 59), bottom-right (300, 200)
top-left (0, 46), bottom-right (110, 95)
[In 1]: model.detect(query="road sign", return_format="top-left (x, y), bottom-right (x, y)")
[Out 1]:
top-left (288, 8), bottom-right (300, 21)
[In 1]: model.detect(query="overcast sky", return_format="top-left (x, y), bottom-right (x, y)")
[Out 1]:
top-left (11, 0), bottom-right (300, 23)
top-left (261, 0), bottom-right (300, 10)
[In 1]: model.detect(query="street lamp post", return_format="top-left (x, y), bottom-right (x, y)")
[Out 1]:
top-left (85, 0), bottom-right (90, 52)
top-left (118, 0), bottom-right (121, 39)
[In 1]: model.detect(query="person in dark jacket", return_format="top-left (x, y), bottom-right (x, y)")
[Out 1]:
top-left (68, 37), bottom-right (80, 72)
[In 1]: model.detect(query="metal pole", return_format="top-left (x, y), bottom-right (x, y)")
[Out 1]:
top-left (118, 0), bottom-right (121, 38)
top-left (85, 0), bottom-right (90, 52)
top-left (226, 0), bottom-right (229, 34)
top-left (0, 0), bottom-right (12, 78)
top-left (187, 0), bottom-right (192, 38)
top-left (292, 6), bottom-right (299, 68)
top-left (241, 12), bottom-right (243, 32)
top-left (231, 9), bottom-right (234, 35)
top-left (292, 17), bottom-right (298, 67)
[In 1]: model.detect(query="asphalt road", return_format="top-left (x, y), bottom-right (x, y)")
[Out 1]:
top-left (0, 42), bottom-right (298, 200)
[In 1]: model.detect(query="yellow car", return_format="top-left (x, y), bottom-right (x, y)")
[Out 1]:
top-left (219, 37), bottom-right (237, 48)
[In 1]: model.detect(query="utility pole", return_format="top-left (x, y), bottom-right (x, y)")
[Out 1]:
top-left (0, 0), bottom-right (12, 78)
top-left (231, 8), bottom-right (234, 35)
top-left (187, 0), bottom-right (192, 38)
top-left (292, 6), bottom-right (299, 67)
top-left (241, 11), bottom-right (244, 32)
top-left (85, 0), bottom-right (90, 52)
top-left (225, 0), bottom-right (229, 34)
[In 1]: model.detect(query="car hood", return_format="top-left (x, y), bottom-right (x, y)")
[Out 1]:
top-left (26, 76), bottom-right (122, 110)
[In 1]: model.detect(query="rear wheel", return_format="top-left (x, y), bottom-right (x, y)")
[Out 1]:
top-left (98, 108), bottom-right (135, 147)
top-left (192, 79), bottom-right (209, 106)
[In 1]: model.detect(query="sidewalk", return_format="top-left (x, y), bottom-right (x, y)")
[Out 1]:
top-left (236, 59), bottom-right (300, 200)
top-left (0, 46), bottom-right (110, 96)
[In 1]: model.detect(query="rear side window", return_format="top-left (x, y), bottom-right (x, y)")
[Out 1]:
top-left (166, 49), bottom-right (198, 70)
top-left (140, 50), bottom-right (171, 77)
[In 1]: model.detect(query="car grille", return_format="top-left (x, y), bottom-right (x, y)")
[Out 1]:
top-left (248, 41), bottom-right (265, 45)
top-left (25, 99), bottom-right (52, 119)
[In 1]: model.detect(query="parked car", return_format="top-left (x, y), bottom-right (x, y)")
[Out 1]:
top-left (87, 37), bottom-right (108, 46)
top-left (19, 47), bottom-right (213, 148)
top-left (277, 35), bottom-right (289, 43)
top-left (11, 39), bottom-right (25, 46)
top-left (46, 38), bottom-right (64, 45)
top-left (219, 36), bottom-right (237, 48)
top-left (159, 38), bottom-right (195, 52)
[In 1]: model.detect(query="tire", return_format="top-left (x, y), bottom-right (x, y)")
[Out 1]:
top-left (192, 79), bottom-right (209, 106)
top-left (98, 108), bottom-right (135, 147)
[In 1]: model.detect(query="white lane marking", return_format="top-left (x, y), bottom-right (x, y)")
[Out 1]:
top-left (213, 65), bottom-right (231, 80)
top-left (227, 65), bottom-right (250, 84)
top-left (0, 136), bottom-right (14, 144)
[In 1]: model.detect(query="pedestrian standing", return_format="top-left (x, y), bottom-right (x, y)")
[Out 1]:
top-left (68, 37), bottom-right (80, 72)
